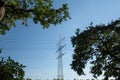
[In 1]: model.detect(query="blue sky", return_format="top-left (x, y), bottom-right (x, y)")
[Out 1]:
top-left (0, 0), bottom-right (120, 80)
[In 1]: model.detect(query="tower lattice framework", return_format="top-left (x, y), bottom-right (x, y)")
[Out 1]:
top-left (56, 36), bottom-right (65, 80)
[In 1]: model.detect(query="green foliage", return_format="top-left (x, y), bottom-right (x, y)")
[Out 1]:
top-left (71, 19), bottom-right (120, 79)
top-left (0, 57), bottom-right (25, 80)
top-left (0, 0), bottom-right (70, 34)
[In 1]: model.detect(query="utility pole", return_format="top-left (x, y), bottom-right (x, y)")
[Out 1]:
top-left (56, 36), bottom-right (65, 80)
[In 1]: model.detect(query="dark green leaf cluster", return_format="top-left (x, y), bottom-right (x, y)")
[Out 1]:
top-left (0, 0), bottom-right (70, 34)
top-left (71, 19), bottom-right (120, 79)
top-left (0, 57), bottom-right (25, 80)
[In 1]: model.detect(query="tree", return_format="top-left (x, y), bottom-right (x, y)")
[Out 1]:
top-left (0, 57), bottom-right (25, 80)
top-left (26, 78), bottom-right (32, 80)
top-left (71, 19), bottom-right (120, 80)
top-left (0, 0), bottom-right (70, 34)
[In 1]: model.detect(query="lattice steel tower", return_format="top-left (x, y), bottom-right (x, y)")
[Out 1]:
top-left (56, 36), bottom-right (65, 80)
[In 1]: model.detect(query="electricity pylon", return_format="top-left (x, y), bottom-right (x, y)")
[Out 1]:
top-left (56, 36), bottom-right (65, 80)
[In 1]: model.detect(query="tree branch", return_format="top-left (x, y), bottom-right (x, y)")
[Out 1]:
top-left (5, 4), bottom-right (33, 13)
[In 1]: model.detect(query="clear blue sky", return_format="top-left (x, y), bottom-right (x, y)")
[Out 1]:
top-left (0, 0), bottom-right (120, 80)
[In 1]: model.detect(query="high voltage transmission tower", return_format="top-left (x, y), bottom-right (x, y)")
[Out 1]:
top-left (56, 36), bottom-right (65, 80)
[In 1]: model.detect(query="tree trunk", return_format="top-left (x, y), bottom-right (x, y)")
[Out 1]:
top-left (117, 71), bottom-right (120, 80)
top-left (104, 76), bottom-right (108, 80)
top-left (0, 7), bottom-right (5, 21)
top-left (0, 0), bottom-right (7, 21)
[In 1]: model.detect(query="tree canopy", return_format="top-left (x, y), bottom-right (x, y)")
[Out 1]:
top-left (0, 57), bottom-right (25, 80)
top-left (0, 0), bottom-right (70, 34)
top-left (71, 19), bottom-right (120, 80)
